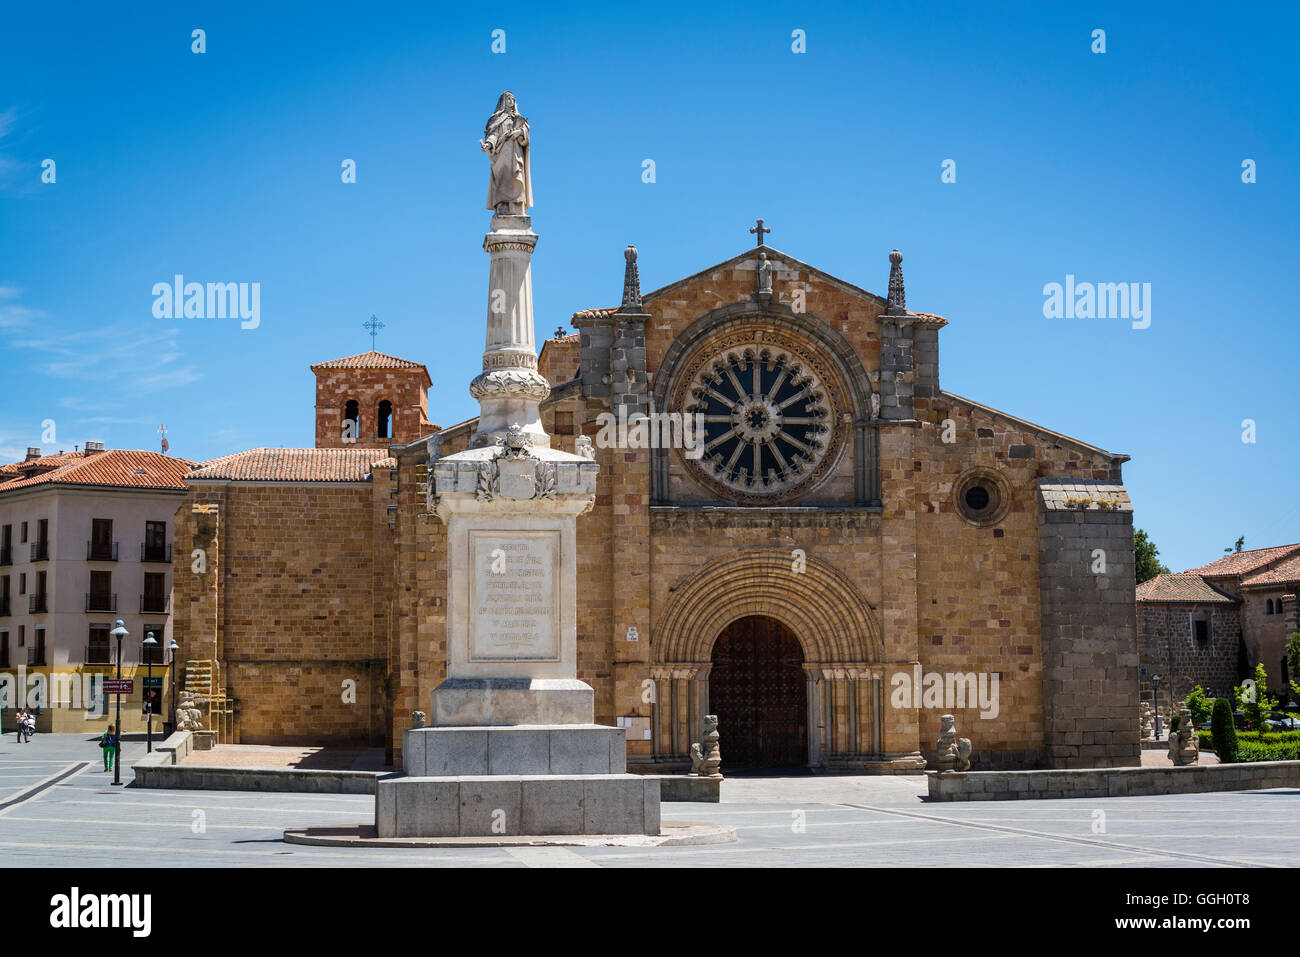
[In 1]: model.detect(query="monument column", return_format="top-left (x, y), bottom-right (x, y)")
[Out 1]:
top-left (376, 92), bottom-right (661, 839)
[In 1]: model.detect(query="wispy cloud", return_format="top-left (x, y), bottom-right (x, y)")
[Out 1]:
top-left (0, 283), bottom-right (37, 329)
top-left (0, 107), bottom-right (27, 192)
top-left (1, 288), bottom-right (204, 402)
top-left (75, 415), bottom-right (155, 426)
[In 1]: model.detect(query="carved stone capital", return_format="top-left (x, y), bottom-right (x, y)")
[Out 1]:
top-left (469, 368), bottom-right (551, 402)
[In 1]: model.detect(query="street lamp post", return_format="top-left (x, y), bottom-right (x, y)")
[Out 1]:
top-left (1152, 674), bottom-right (1163, 740)
top-left (109, 619), bottom-right (128, 786)
top-left (143, 630), bottom-right (157, 753)
top-left (167, 638), bottom-right (179, 733)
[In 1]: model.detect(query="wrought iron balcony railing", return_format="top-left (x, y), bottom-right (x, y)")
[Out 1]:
top-left (140, 593), bottom-right (171, 614)
top-left (87, 541), bottom-right (119, 561)
top-left (85, 592), bottom-right (116, 612)
top-left (141, 542), bottom-right (172, 563)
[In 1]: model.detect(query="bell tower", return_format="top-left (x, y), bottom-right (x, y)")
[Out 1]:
top-left (310, 351), bottom-right (435, 448)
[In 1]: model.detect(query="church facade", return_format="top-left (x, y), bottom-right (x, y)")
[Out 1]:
top-left (172, 238), bottom-right (1141, 772)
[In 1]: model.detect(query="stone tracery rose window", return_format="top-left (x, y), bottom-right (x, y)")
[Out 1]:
top-left (673, 332), bottom-right (846, 503)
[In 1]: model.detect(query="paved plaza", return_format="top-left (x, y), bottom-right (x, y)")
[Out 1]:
top-left (1, 734), bottom-right (1297, 868)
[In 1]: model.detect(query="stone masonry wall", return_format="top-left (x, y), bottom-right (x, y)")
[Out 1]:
top-left (1137, 603), bottom-right (1242, 704)
top-left (1037, 504), bottom-right (1140, 769)
top-left (175, 482), bottom-right (390, 745)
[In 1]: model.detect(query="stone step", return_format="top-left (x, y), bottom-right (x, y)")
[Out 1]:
top-left (376, 773), bottom-right (660, 838)
top-left (403, 724), bottom-right (626, 777)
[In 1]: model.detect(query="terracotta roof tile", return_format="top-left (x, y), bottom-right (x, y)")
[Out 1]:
top-left (310, 351), bottom-right (430, 373)
top-left (571, 307), bottom-right (616, 323)
top-left (1186, 544), bottom-right (1300, 577)
top-left (1136, 573), bottom-right (1240, 604)
top-left (187, 448), bottom-right (389, 483)
top-left (1241, 552), bottom-right (1300, 588)
top-left (0, 450), bottom-right (194, 492)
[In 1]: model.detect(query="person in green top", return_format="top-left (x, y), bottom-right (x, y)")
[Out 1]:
top-left (99, 725), bottom-right (117, 771)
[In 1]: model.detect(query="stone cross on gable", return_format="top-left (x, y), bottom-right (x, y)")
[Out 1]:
top-left (749, 218), bottom-right (771, 247)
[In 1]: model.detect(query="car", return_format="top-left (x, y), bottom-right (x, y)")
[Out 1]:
top-left (1262, 711), bottom-right (1300, 731)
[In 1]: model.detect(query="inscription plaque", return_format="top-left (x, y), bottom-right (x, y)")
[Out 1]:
top-left (468, 529), bottom-right (560, 661)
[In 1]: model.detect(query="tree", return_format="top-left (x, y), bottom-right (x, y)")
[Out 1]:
top-left (1224, 535), bottom-right (1245, 554)
top-left (1185, 685), bottom-right (1213, 726)
top-left (1235, 662), bottom-right (1279, 729)
top-left (1211, 698), bottom-right (1238, 763)
top-left (1133, 528), bottom-right (1170, 584)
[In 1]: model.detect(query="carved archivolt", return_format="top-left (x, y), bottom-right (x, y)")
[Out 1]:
top-left (654, 548), bottom-right (881, 665)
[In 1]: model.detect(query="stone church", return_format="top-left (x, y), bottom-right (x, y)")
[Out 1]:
top-left (172, 96), bottom-right (1141, 774)
top-left (173, 237), bottom-right (1140, 773)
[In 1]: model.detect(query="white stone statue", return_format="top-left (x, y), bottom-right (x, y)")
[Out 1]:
top-left (1168, 706), bottom-right (1199, 766)
top-left (934, 713), bottom-right (972, 772)
top-left (480, 91), bottom-right (533, 215)
top-left (757, 252), bottom-right (773, 296)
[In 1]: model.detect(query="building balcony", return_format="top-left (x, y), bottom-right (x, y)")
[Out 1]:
top-left (140, 593), bottom-right (171, 614)
top-left (28, 593), bottom-right (48, 614)
top-left (30, 541), bottom-right (49, 562)
top-left (26, 648), bottom-right (46, 667)
top-left (87, 541), bottom-right (119, 561)
top-left (0, 546), bottom-right (11, 565)
top-left (141, 543), bottom-right (172, 563)
top-left (85, 592), bottom-right (116, 612)
top-left (0, 598), bottom-right (8, 616)
top-left (85, 643), bottom-right (113, 665)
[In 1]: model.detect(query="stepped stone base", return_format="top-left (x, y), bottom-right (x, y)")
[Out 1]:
top-left (430, 677), bottom-right (593, 727)
top-left (403, 724), bottom-right (626, 776)
top-left (376, 774), bottom-right (661, 837)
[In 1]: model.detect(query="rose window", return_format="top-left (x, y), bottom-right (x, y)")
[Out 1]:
top-left (684, 347), bottom-right (833, 497)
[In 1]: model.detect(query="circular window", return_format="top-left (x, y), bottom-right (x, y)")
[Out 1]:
top-left (670, 329), bottom-right (848, 504)
top-left (954, 469), bottom-right (1010, 526)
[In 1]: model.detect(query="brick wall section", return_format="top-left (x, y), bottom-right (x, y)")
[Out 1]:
top-left (314, 368), bottom-right (433, 449)
top-left (1237, 588), bottom-right (1295, 693)
top-left (1037, 498), bottom-right (1140, 768)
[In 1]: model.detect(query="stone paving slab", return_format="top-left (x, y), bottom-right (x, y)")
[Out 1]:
top-left (2, 735), bottom-right (1297, 868)
top-left (284, 819), bottom-right (734, 848)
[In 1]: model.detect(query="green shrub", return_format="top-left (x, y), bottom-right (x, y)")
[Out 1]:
top-left (1211, 698), bottom-right (1238, 764)
top-left (1235, 740), bottom-right (1300, 762)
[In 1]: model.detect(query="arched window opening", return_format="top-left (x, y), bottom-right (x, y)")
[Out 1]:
top-left (343, 399), bottom-right (360, 443)
top-left (377, 399), bottom-right (393, 439)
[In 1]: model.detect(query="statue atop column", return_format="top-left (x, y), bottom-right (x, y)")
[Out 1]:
top-left (481, 91), bottom-right (533, 215)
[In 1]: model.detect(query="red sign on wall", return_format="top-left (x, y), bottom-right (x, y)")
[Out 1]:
top-left (101, 679), bottom-right (134, 695)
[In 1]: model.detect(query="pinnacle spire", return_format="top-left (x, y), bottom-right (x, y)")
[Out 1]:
top-left (618, 245), bottom-right (643, 313)
top-left (885, 248), bottom-right (907, 315)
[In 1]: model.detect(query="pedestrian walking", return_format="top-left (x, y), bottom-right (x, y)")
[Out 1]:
top-left (100, 725), bottom-right (117, 771)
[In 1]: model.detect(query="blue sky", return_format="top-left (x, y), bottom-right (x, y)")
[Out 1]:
top-left (1, 1), bottom-right (1296, 571)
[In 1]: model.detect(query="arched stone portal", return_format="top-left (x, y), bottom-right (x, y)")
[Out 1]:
top-left (648, 548), bottom-right (921, 772)
top-left (710, 616), bottom-right (807, 768)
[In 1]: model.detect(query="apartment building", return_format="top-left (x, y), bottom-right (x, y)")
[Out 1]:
top-left (0, 444), bottom-right (192, 733)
